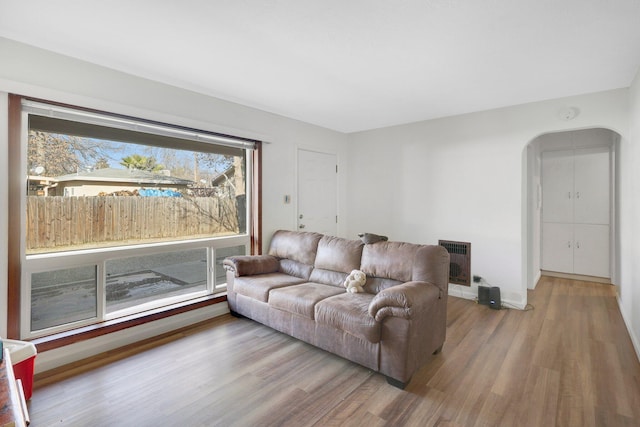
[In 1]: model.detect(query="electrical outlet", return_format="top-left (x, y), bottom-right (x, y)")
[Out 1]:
top-left (473, 275), bottom-right (482, 283)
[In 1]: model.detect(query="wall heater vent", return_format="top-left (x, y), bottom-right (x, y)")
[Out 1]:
top-left (438, 240), bottom-right (471, 286)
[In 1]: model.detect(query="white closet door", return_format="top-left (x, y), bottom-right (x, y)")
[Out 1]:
top-left (541, 144), bottom-right (611, 278)
top-left (573, 148), bottom-right (610, 224)
top-left (541, 222), bottom-right (574, 274)
top-left (573, 224), bottom-right (610, 278)
top-left (542, 150), bottom-right (574, 223)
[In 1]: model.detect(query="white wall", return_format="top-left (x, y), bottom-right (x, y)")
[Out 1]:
top-left (0, 37), bottom-right (348, 369)
top-left (347, 89), bottom-right (629, 308)
top-left (527, 141), bottom-right (542, 289)
top-left (618, 70), bottom-right (640, 358)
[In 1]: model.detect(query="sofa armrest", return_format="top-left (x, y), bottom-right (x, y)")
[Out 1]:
top-left (223, 255), bottom-right (279, 277)
top-left (368, 281), bottom-right (441, 322)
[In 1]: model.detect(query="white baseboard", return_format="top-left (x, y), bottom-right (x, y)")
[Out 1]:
top-left (616, 295), bottom-right (640, 363)
top-left (34, 302), bottom-right (229, 374)
top-left (447, 284), bottom-right (477, 301)
top-left (540, 270), bottom-right (611, 284)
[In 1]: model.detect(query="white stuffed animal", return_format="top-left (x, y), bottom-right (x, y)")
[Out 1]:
top-left (343, 269), bottom-right (366, 293)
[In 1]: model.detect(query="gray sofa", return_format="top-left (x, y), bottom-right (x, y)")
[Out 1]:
top-left (223, 230), bottom-right (450, 388)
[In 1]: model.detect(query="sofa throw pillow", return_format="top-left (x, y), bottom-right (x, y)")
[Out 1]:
top-left (358, 232), bottom-right (388, 244)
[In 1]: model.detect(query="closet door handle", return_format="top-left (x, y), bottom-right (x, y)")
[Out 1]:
top-left (568, 191), bottom-right (571, 199)
top-left (576, 241), bottom-right (580, 249)
top-left (567, 241), bottom-right (571, 248)
top-left (576, 191), bottom-right (580, 199)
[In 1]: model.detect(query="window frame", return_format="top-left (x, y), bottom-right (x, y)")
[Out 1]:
top-left (7, 94), bottom-right (262, 345)
top-left (22, 237), bottom-right (249, 339)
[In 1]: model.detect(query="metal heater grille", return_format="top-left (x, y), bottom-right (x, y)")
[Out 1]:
top-left (438, 240), bottom-right (471, 286)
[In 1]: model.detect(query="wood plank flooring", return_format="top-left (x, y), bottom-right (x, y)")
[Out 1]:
top-left (28, 277), bottom-right (640, 426)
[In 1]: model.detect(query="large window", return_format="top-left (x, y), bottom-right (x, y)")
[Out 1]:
top-left (10, 98), bottom-right (259, 339)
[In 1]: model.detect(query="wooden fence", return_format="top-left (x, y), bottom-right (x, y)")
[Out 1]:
top-left (26, 196), bottom-right (240, 251)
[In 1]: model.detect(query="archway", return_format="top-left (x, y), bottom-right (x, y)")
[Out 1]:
top-left (524, 128), bottom-right (620, 289)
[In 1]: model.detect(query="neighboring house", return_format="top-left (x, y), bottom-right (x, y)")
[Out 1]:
top-left (189, 165), bottom-right (241, 198)
top-left (27, 175), bottom-right (57, 196)
top-left (53, 167), bottom-right (194, 197)
top-left (210, 165), bottom-right (235, 197)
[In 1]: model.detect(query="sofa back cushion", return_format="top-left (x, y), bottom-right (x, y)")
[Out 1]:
top-left (361, 242), bottom-right (451, 295)
top-left (309, 235), bottom-right (364, 287)
top-left (268, 230), bottom-right (323, 266)
top-left (279, 259), bottom-right (314, 281)
top-left (309, 268), bottom-right (349, 287)
top-left (314, 235), bottom-right (364, 274)
top-left (363, 276), bottom-right (403, 294)
top-left (360, 241), bottom-right (420, 283)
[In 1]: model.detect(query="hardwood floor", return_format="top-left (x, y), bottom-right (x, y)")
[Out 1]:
top-left (28, 277), bottom-right (640, 426)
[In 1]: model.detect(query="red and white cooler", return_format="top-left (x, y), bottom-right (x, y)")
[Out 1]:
top-left (2, 339), bottom-right (37, 400)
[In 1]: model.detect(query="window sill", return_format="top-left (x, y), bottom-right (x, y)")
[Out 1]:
top-left (30, 294), bottom-right (227, 353)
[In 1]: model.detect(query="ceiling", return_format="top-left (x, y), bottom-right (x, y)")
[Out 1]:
top-left (1, 1), bottom-right (640, 133)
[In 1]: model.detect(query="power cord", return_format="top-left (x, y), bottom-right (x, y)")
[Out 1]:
top-left (474, 298), bottom-right (534, 311)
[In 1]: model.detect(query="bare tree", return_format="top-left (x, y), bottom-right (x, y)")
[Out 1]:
top-left (159, 149), bottom-right (194, 180)
top-left (196, 153), bottom-right (234, 177)
top-left (94, 157), bottom-right (110, 169)
top-left (28, 131), bottom-right (116, 176)
top-left (29, 131), bottom-right (81, 176)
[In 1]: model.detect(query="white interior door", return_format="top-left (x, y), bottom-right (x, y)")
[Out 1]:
top-left (297, 149), bottom-right (337, 236)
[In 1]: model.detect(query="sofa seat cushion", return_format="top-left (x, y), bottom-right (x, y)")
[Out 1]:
top-left (234, 273), bottom-right (307, 302)
top-left (315, 293), bottom-right (381, 343)
top-left (269, 283), bottom-right (344, 319)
